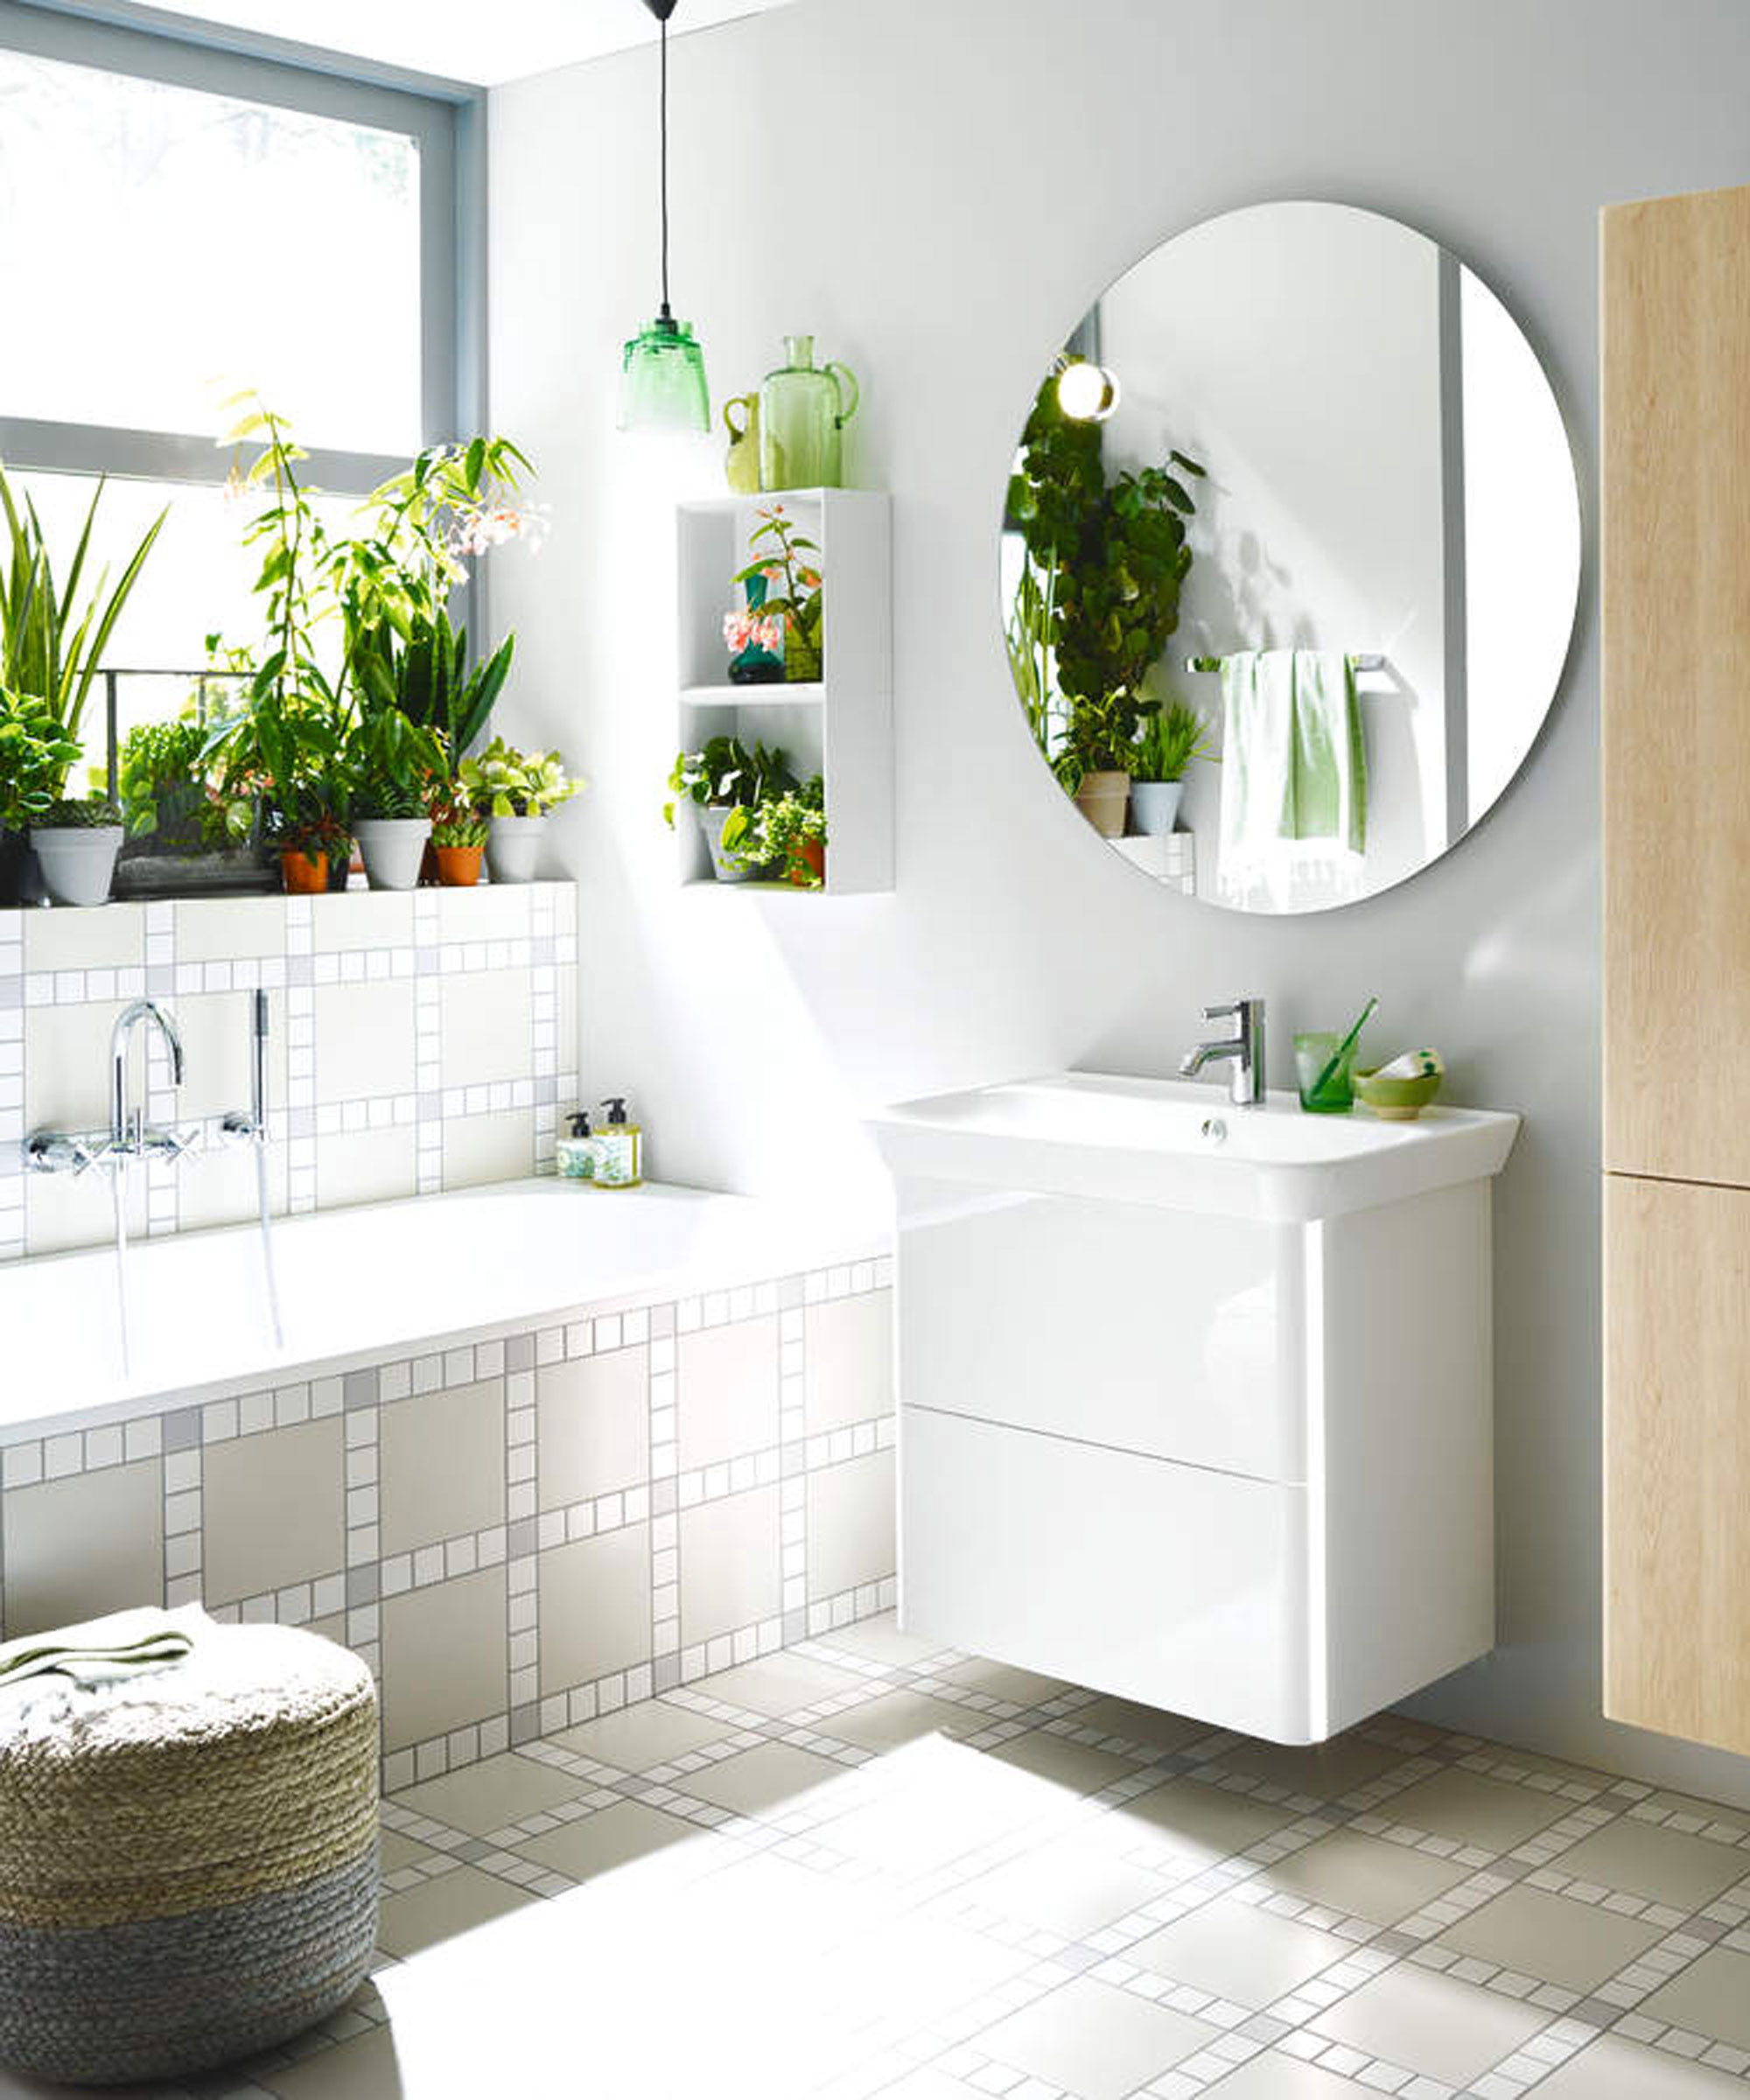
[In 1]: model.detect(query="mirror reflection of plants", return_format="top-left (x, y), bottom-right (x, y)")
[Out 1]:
top-left (732, 507), bottom-right (823, 683)
top-left (1131, 699), bottom-right (1217, 784)
top-left (1006, 367), bottom-right (1204, 797)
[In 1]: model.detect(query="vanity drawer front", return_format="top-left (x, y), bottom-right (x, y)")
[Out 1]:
top-left (898, 1189), bottom-right (1307, 1480)
top-left (900, 1404), bottom-right (1316, 1743)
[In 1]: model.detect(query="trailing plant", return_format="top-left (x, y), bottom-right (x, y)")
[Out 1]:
top-left (1130, 698), bottom-right (1217, 784)
top-left (662, 736), bottom-right (795, 830)
top-left (463, 738), bottom-right (581, 820)
top-left (1006, 365), bottom-right (1204, 779)
top-left (0, 461), bottom-right (165, 793)
top-left (732, 507), bottom-right (822, 682)
top-left (0, 688), bottom-right (80, 830)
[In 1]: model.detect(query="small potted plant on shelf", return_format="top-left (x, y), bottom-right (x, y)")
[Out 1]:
top-left (1129, 698), bottom-right (1216, 836)
top-left (429, 795), bottom-right (488, 886)
top-left (663, 735), bottom-right (797, 883)
top-left (29, 789), bottom-right (127, 907)
top-left (740, 774), bottom-right (828, 888)
top-left (0, 460), bottom-right (165, 906)
top-left (270, 795), bottom-right (348, 896)
top-left (342, 701), bottom-right (442, 891)
top-left (732, 506), bottom-right (823, 684)
top-left (462, 736), bottom-right (583, 884)
top-left (0, 689), bottom-right (80, 905)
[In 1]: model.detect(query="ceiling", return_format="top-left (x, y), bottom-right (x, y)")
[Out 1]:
top-left (55, 0), bottom-right (809, 88)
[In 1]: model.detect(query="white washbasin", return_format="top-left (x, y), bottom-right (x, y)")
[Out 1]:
top-left (870, 1069), bottom-right (1519, 1222)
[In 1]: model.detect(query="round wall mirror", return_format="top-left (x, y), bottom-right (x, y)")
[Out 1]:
top-left (1001, 200), bottom-right (1581, 914)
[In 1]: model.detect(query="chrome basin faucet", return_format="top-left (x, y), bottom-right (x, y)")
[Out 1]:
top-left (1180, 997), bottom-right (1267, 1107)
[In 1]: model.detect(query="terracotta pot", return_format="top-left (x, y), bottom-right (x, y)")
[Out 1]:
top-left (792, 836), bottom-right (826, 886)
top-left (434, 844), bottom-right (484, 887)
top-left (1073, 768), bottom-right (1130, 838)
top-left (281, 848), bottom-right (328, 895)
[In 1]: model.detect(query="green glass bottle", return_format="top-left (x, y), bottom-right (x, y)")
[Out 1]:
top-left (759, 334), bottom-right (859, 491)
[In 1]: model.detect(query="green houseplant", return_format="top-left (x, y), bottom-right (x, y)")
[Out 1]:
top-left (459, 736), bottom-right (582, 884)
top-left (737, 774), bottom-right (827, 888)
top-left (662, 735), bottom-right (796, 883)
top-left (1129, 698), bottom-right (1217, 836)
top-left (732, 506), bottom-right (823, 684)
top-left (0, 461), bottom-right (165, 904)
top-left (1007, 366), bottom-right (1204, 835)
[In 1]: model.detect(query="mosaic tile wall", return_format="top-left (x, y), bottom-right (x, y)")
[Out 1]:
top-left (0, 1256), bottom-right (897, 1790)
top-left (0, 882), bottom-right (579, 1262)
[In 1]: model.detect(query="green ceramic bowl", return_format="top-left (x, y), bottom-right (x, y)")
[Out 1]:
top-left (1354, 1067), bottom-right (1442, 1121)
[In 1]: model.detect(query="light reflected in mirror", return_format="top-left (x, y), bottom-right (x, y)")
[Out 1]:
top-left (1002, 200), bottom-right (1581, 914)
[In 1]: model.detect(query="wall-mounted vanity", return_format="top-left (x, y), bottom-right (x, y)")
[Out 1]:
top-left (872, 1074), bottom-right (1518, 1745)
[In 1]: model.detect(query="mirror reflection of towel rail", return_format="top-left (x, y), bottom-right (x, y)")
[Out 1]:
top-left (1186, 653), bottom-right (1387, 674)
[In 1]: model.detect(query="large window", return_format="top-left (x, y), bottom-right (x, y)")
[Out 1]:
top-left (0, 2), bottom-right (475, 762)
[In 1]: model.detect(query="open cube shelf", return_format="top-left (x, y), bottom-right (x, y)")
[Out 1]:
top-left (675, 490), bottom-right (892, 896)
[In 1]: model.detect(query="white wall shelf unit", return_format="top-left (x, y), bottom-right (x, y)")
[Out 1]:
top-left (675, 490), bottom-right (892, 895)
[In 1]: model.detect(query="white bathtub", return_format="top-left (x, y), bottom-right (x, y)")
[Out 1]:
top-left (0, 1179), bottom-right (890, 1437)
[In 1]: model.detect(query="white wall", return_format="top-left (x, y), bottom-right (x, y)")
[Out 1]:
top-left (488, 0), bottom-right (1750, 1801)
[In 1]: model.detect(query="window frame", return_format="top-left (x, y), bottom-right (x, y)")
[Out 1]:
top-left (0, 0), bottom-right (485, 499)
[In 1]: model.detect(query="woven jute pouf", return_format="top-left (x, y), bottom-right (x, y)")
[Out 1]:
top-left (0, 1622), bottom-right (378, 2087)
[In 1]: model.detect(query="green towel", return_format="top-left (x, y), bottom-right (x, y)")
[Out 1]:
top-left (1290, 649), bottom-right (1367, 853)
top-left (0, 1606), bottom-right (202, 1691)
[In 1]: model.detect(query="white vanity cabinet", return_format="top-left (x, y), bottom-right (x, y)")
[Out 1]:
top-left (872, 1073), bottom-right (1519, 1744)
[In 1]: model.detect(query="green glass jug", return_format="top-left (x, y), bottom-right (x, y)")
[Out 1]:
top-left (759, 334), bottom-right (859, 491)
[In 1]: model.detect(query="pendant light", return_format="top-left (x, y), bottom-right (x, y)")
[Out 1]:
top-left (617, 0), bottom-right (710, 434)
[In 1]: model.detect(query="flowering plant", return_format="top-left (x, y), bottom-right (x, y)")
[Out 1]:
top-left (732, 506), bottom-right (823, 683)
top-left (723, 609), bottom-right (786, 658)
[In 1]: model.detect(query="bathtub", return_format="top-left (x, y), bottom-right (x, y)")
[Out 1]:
top-left (0, 1177), bottom-right (892, 1437)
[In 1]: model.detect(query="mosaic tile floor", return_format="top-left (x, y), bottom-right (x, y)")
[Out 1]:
top-left (15, 1616), bottom-right (1750, 2099)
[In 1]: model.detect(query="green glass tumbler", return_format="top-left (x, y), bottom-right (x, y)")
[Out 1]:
top-left (1294, 1030), bottom-right (1358, 1114)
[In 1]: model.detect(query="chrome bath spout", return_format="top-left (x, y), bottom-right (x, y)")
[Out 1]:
top-left (110, 999), bottom-right (185, 1152)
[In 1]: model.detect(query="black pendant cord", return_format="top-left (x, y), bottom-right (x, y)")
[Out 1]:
top-left (658, 13), bottom-right (671, 319)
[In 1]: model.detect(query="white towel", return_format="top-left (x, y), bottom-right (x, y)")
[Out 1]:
top-left (0, 1604), bottom-right (207, 1691)
top-left (1216, 649), bottom-right (1368, 912)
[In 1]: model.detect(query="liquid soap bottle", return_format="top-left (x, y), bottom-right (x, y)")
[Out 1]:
top-left (594, 1098), bottom-right (644, 1189)
top-left (556, 1111), bottom-right (596, 1182)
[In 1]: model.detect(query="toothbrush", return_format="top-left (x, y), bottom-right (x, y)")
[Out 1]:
top-left (1311, 994), bottom-right (1379, 1102)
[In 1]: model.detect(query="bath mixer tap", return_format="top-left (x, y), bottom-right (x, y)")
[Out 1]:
top-left (111, 999), bottom-right (186, 1154)
top-left (24, 998), bottom-right (196, 1175)
top-left (1179, 997), bottom-right (1267, 1107)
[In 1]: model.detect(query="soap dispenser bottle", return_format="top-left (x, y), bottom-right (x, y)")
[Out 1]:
top-left (594, 1098), bottom-right (644, 1189)
top-left (556, 1111), bottom-right (596, 1182)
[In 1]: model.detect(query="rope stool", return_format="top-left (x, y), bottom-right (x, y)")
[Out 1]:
top-left (0, 1622), bottom-right (378, 2086)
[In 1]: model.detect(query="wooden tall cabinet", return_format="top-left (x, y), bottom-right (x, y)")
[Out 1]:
top-left (1603, 182), bottom-right (1750, 1753)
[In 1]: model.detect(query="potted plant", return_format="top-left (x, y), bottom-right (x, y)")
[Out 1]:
top-left (662, 736), bottom-right (796, 883)
top-left (1129, 698), bottom-right (1217, 836)
top-left (739, 774), bottom-right (828, 888)
top-left (0, 462), bottom-right (164, 904)
top-left (464, 737), bottom-right (583, 883)
top-left (0, 688), bottom-right (80, 905)
top-left (270, 796), bottom-right (347, 896)
top-left (1007, 369), bottom-right (1203, 834)
top-left (429, 798), bottom-right (488, 886)
top-left (30, 791), bottom-right (127, 907)
top-left (343, 700), bottom-right (442, 890)
top-left (732, 506), bottom-right (823, 683)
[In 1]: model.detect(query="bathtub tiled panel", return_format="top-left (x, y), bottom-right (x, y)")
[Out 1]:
top-left (0, 883), bottom-right (579, 1260)
top-left (0, 1256), bottom-right (897, 1789)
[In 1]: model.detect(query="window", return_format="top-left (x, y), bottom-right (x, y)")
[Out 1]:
top-left (0, 5), bottom-right (477, 787)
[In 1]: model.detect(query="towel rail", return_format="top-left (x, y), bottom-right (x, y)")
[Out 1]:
top-left (1186, 653), bottom-right (1386, 675)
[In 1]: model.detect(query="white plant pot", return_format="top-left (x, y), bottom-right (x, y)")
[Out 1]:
top-left (30, 825), bottom-right (123, 907)
top-left (698, 805), bottom-right (754, 882)
top-left (354, 817), bottom-right (430, 892)
top-left (1130, 780), bottom-right (1185, 836)
top-left (486, 815), bottom-right (544, 885)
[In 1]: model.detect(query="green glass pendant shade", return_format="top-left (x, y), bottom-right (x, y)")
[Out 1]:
top-left (618, 310), bottom-right (710, 433)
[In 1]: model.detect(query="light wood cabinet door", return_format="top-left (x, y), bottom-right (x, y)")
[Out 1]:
top-left (1602, 184), bottom-right (1750, 1185)
top-left (1605, 1172), bottom-right (1750, 1751)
